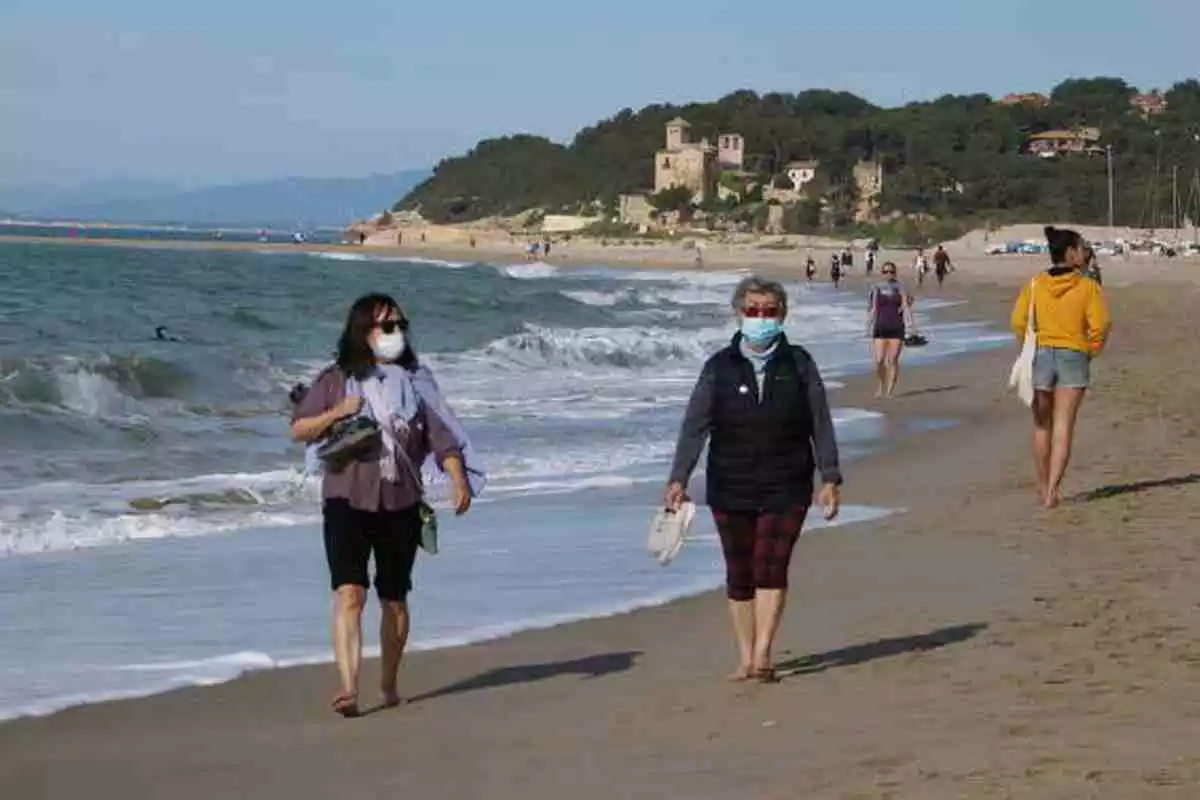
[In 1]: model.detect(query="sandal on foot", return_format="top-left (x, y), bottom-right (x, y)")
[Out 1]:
top-left (331, 693), bottom-right (360, 718)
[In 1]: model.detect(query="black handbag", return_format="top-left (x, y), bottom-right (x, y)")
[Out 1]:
top-left (315, 415), bottom-right (381, 468)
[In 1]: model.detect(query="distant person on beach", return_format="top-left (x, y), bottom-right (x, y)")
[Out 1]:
top-left (291, 293), bottom-right (476, 717)
top-left (665, 275), bottom-right (842, 684)
top-left (830, 252), bottom-right (842, 288)
top-left (932, 245), bottom-right (953, 287)
top-left (913, 248), bottom-right (929, 286)
top-left (542, 239), bottom-right (552, 258)
top-left (840, 247), bottom-right (853, 274)
top-left (1082, 243), bottom-right (1103, 285)
top-left (804, 253), bottom-right (817, 283)
top-left (866, 262), bottom-right (915, 398)
top-left (1011, 226), bottom-right (1111, 509)
top-left (358, 232), bottom-right (367, 246)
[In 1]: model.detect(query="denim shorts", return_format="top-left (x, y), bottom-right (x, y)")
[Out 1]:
top-left (1033, 346), bottom-right (1091, 390)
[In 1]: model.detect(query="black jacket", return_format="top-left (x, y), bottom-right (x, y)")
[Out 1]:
top-left (668, 334), bottom-right (842, 511)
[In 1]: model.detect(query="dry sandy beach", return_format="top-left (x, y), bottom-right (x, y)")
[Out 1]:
top-left (3, 254), bottom-right (1200, 798)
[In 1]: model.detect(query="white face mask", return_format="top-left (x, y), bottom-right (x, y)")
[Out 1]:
top-left (371, 331), bottom-right (407, 361)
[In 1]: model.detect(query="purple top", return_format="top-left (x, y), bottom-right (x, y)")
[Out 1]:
top-left (293, 367), bottom-right (462, 512)
top-left (869, 281), bottom-right (906, 330)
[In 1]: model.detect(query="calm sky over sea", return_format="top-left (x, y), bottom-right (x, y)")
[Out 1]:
top-left (2, 0), bottom-right (1197, 185)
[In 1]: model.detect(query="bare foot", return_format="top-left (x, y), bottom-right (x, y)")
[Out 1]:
top-left (381, 691), bottom-right (405, 709)
top-left (331, 692), bottom-right (360, 718)
top-left (726, 665), bottom-right (754, 682)
top-left (1043, 489), bottom-right (1061, 509)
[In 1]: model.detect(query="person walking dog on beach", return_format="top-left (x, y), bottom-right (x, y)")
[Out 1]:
top-left (1011, 227), bottom-right (1110, 509)
top-left (867, 262), bottom-right (915, 398)
top-left (291, 293), bottom-right (479, 717)
top-left (664, 276), bottom-right (842, 683)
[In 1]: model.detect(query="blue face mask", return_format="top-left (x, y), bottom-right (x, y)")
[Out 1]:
top-left (740, 317), bottom-right (783, 346)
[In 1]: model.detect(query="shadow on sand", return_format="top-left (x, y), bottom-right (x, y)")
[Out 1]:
top-left (776, 622), bottom-right (986, 678)
top-left (1072, 473), bottom-right (1200, 503)
top-left (894, 384), bottom-right (964, 399)
top-left (407, 651), bottom-right (643, 705)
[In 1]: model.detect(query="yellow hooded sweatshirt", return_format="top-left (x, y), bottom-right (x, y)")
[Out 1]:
top-left (1011, 268), bottom-right (1111, 355)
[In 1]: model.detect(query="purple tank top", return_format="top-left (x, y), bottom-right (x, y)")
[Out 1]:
top-left (871, 282), bottom-right (904, 329)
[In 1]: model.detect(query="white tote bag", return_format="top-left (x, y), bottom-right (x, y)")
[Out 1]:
top-left (1008, 279), bottom-right (1037, 406)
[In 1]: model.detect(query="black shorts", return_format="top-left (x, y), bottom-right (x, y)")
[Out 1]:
top-left (872, 325), bottom-right (905, 340)
top-left (322, 498), bottom-right (421, 601)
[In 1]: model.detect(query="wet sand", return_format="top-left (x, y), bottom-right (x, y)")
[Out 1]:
top-left (3, 271), bottom-right (1200, 797)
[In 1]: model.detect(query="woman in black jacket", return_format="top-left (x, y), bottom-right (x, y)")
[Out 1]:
top-left (665, 275), bottom-right (842, 683)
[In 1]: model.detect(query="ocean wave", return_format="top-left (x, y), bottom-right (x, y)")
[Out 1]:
top-left (479, 323), bottom-right (723, 369)
top-left (501, 262), bottom-right (558, 279)
top-left (562, 285), bottom-right (731, 308)
top-left (0, 354), bottom-right (193, 417)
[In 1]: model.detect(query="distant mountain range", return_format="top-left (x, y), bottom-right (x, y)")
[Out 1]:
top-left (0, 170), bottom-right (429, 228)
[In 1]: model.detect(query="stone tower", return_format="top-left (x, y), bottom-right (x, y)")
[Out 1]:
top-left (665, 117), bottom-right (691, 151)
top-left (718, 134), bottom-right (744, 169)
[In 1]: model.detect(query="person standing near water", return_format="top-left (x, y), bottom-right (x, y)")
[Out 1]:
top-left (665, 275), bottom-right (842, 683)
top-left (1010, 226), bottom-right (1111, 508)
top-left (291, 293), bottom-right (475, 717)
top-left (830, 252), bottom-right (842, 288)
top-left (866, 262), bottom-right (915, 398)
top-left (933, 245), bottom-right (953, 288)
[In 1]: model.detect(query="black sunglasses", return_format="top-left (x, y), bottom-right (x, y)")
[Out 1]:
top-left (375, 319), bottom-right (408, 334)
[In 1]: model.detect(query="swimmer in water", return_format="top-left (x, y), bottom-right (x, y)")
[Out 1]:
top-left (155, 326), bottom-right (182, 342)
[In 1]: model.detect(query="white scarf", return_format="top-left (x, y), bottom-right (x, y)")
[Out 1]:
top-left (346, 364), bottom-right (420, 483)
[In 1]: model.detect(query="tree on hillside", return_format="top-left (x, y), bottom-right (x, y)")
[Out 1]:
top-left (648, 185), bottom-right (695, 217)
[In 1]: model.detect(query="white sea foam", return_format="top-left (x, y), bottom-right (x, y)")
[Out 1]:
top-left (501, 262), bottom-right (558, 279)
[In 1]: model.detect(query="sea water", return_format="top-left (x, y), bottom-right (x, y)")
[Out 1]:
top-left (0, 242), bottom-right (1009, 720)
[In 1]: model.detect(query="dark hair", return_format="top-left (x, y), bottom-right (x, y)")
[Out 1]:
top-left (335, 292), bottom-right (418, 379)
top-left (1044, 226), bottom-right (1083, 264)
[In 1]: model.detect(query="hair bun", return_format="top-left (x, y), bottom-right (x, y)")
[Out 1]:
top-left (1044, 225), bottom-right (1057, 238)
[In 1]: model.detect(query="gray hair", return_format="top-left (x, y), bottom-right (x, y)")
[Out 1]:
top-left (730, 274), bottom-right (788, 315)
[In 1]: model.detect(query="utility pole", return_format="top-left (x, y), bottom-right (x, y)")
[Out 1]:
top-left (1106, 144), bottom-right (1115, 238)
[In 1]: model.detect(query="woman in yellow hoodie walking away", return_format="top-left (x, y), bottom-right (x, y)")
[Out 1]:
top-left (1011, 226), bottom-right (1111, 508)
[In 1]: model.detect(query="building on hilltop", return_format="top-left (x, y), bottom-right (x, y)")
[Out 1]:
top-left (653, 117), bottom-right (742, 203)
top-left (998, 92), bottom-right (1050, 107)
top-left (1026, 127), bottom-right (1103, 159)
top-left (1131, 90), bottom-right (1167, 118)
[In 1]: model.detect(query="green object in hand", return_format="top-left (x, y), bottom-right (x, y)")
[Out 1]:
top-left (418, 502), bottom-right (438, 554)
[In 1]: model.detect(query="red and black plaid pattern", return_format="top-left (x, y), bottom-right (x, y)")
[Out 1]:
top-left (712, 505), bottom-right (810, 601)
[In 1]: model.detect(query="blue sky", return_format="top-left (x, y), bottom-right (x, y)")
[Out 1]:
top-left (2, 0), bottom-right (1197, 186)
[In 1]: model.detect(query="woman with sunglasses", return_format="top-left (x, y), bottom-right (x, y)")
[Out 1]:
top-left (866, 262), bottom-right (914, 398)
top-left (291, 293), bottom-right (474, 717)
top-left (665, 276), bottom-right (842, 684)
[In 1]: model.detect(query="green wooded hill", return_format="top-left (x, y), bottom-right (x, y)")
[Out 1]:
top-left (396, 78), bottom-right (1200, 231)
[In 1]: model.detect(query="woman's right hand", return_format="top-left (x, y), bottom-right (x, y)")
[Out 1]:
top-left (333, 395), bottom-right (363, 419)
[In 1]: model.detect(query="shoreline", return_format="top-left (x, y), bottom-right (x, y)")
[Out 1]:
top-left (6, 260), bottom-right (1200, 794)
top-left (0, 282), bottom-right (988, 725)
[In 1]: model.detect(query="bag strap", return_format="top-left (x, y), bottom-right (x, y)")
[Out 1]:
top-left (1027, 278), bottom-right (1038, 335)
top-left (359, 384), bottom-right (427, 499)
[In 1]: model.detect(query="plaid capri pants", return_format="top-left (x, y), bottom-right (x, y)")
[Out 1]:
top-left (712, 505), bottom-right (810, 601)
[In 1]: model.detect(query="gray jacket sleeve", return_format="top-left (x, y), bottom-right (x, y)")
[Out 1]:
top-left (797, 349), bottom-right (843, 486)
top-left (668, 360), bottom-right (715, 486)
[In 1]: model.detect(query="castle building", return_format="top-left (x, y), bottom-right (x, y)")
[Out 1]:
top-left (653, 118), bottom-right (742, 203)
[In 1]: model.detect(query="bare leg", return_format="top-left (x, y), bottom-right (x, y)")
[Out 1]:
top-left (883, 339), bottom-right (902, 397)
top-left (871, 338), bottom-right (887, 397)
top-left (1046, 387), bottom-right (1086, 507)
top-left (332, 585), bottom-right (367, 703)
top-left (1031, 390), bottom-right (1054, 503)
top-left (379, 599), bottom-right (411, 706)
top-left (727, 600), bottom-right (755, 679)
top-left (752, 589), bottom-right (787, 672)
